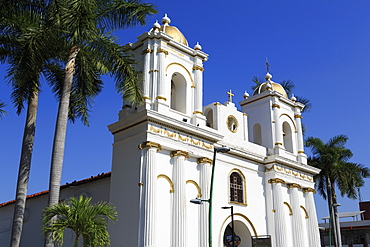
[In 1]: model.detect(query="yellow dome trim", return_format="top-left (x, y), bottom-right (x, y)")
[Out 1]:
top-left (253, 82), bottom-right (288, 98)
top-left (160, 25), bottom-right (188, 46)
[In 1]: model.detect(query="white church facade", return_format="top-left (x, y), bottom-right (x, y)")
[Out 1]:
top-left (0, 14), bottom-right (321, 247)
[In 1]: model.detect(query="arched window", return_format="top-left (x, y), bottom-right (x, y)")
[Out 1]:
top-left (253, 123), bottom-right (262, 145)
top-left (230, 172), bottom-right (244, 204)
top-left (205, 109), bottom-right (214, 128)
top-left (282, 122), bottom-right (293, 153)
top-left (170, 73), bottom-right (186, 113)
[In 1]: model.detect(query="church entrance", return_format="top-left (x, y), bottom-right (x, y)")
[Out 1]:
top-left (221, 218), bottom-right (253, 247)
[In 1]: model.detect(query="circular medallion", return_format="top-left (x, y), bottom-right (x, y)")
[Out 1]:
top-left (227, 115), bottom-right (238, 133)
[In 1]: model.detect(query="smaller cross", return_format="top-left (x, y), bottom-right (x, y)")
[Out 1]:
top-left (227, 89), bottom-right (234, 102)
top-left (266, 57), bottom-right (270, 73)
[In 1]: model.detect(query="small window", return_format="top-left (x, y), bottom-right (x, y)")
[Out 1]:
top-left (229, 172), bottom-right (244, 204)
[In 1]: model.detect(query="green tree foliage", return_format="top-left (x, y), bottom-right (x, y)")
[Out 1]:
top-left (0, 1), bottom-right (156, 246)
top-left (0, 100), bottom-right (6, 119)
top-left (42, 196), bottom-right (117, 247)
top-left (0, 1), bottom-right (64, 245)
top-left (305, 134), bottom-right (369, 201)
top-left (305, 135), bottom-right (369, 246)
top-left (45, 2), bottom-right (157, 239)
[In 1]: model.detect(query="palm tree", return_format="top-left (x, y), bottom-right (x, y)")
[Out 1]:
top-left (42, 196), bottom-right (117, 247)
top-left (305, 135), bottom-right (370, 247)
top-left (0, 1), bottom-right (63, 246)
top-left (46, 0), bottom-right (156, 213)
top-left (0, 100), bottom-right (6, 119)
top-left (0, 1), bottom-right (104, 245)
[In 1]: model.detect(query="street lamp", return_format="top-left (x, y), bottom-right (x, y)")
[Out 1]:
top-left (332, 203), bottom-right (342, 247)
top-left (222, 206), bottom-right (235, 247)
top-left (190, 146), bottom-right (230, 247)
top-left (328, 202), bottom-right (342, 247)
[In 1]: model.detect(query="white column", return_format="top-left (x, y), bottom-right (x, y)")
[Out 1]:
top-left (272, 101), bottom-right (283, 148)
top-left (303, 188), bottom-right (321, 247)
top-left (197, 157), bottom-right (212, 247)
top-left (294, 113), bottom-right (304, 153)
top-left (138, 141), bottom-right (162, 247)
top-left (156, 48), bottom-right (167, 101)
top-left (142, 47), bottom-right (152, 100)
top-left (287, 183), bottom-right (307, 247)
top-left (269, 178), bottom-right (290, 247)
top-left (171, 150), bottom-right (189, 247)
top-left (243, 113), bottom-right (248, 141)
top-left (151, 43), bottom-right (158, 100)
top-left (193, 64), bottom-right (204, 115)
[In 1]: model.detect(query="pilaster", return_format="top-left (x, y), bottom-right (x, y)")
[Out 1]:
top-left (269, 178), bottom-right (291, 247)
top-left (287, 183), bottom-right (307, 247)
top-left (138, 141), bottom-right (162, 247)
top-left (171, 150), bottom-right (189, 247)
top-left (303, 188), bottom-right (321, 247)
top-left (197, 157), bottom-right (212, 247)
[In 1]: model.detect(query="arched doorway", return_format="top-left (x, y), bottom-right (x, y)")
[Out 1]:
top-left (219, 214), bottom-right (256, 247)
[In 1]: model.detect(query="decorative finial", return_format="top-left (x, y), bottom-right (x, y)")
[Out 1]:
top-left (194, 42), bottom-right (202, 50)
top-left (243, 91), bottom-right (249, 99)
top-left (290, 94), bottom-right (296, 102)
top-left (162, 14), bottom-right (171, 25)
top-left (265, 72), bottom-right (272, 80)
top-left (227, 89), bottom-right (234, 102)
top-left (152, 20), bottom-right (160, 31)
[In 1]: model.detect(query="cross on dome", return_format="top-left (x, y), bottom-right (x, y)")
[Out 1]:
top-left (266, 57), bottom-right (270, 73)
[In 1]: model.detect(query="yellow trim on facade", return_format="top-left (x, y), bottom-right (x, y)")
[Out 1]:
top-left (284, 202), bottom-right (293, 215)
top-left (165, 62), bottom-right (195, 87)
top-left (300, 205), bottom-right (309, 219)
top-left (138, 141), bottom-right (162, 152)
top-left (157, 174), bottom-right (174, 193)
top-left (186, 180), bottom-right (202, 198)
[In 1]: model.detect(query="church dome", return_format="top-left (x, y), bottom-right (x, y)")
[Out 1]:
top-left (159, 14), bottom-right (188, 46)
top-left (252, 73), bottom-right (288, 98)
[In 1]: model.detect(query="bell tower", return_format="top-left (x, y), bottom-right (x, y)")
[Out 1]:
top-left (240, 72), bottom-right (307, 164)
top-left (121, 14), bottom-right (208, 126)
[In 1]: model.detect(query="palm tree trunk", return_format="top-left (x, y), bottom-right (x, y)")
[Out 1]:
top-left (45, 46), bottom-right (80, 247)
top-left (326, 176), bottom-right (336, 247)
top-left (10, 91), bottom-right (39, 247)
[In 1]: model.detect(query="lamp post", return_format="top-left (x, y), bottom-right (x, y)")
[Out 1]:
top-left (190, 146), bottom-right (230, 247)
top-left (328, 202), bottom-right (341, 247)
top-left (332, 203), bottom-right (342, 247)
top-left (222, 206), bottom-right (235, 247)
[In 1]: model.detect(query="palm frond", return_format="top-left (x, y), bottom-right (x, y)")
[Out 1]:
top-left (42, 196), bottom-right (117, 247)
top-left (306, 135), bottom-right (367, 206)
top-left (97, 0), bottom-right (157, 30)
top-left (295, 95), bottom-right (312, 113)
top-left (251, 76), bottom-right (263, 91)
top-left (0, 100), bottom-right (7, 119)
top-left (280, 79), bottom-right (295, 96)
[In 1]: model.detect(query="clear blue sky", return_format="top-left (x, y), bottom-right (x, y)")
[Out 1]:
top-left (1, 0), bottom-right (369, 222)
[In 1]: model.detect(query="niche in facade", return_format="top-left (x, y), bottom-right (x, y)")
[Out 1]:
top-left (170, 73), bottom-right (186, 114)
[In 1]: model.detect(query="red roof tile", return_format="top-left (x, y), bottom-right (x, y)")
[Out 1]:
top-left (0, 172), bottom-right (111, 208)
